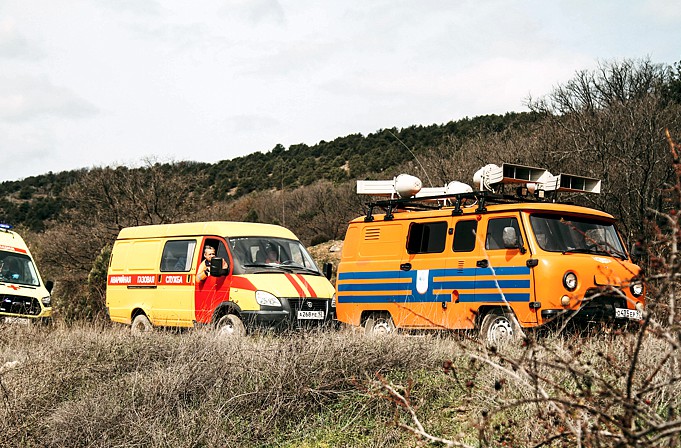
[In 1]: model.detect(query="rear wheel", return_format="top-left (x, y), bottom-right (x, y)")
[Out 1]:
top-left (364, 313), bottom-right (395, 336)
top-left (480, 309), bottom-right (520, 346)
top-left (216, 314), bottom-right (246, 337)
top-left (131, 314), bottom-right (153, 333)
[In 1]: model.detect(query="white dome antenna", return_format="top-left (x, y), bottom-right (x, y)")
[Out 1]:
top-left (356, 174), bottom-right (422, 198)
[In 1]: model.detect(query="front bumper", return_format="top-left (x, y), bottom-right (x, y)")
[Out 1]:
top-left (0, 293), bottom-right (51, 319)
top-left (541, 293), bottom-right (640, 325)
top-left (241, 297), bottom-right (335, 329)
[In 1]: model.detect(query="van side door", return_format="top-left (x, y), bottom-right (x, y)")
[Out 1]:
top-left (157, 239), bottom-right (198, 327)
top-left (399, 219), bottom-right (450, 328)
top-left (477, 214), bottom-right (536, 324)
top-left (194, 238), bottom-right (232, 324)
top-left (439, 218), bottom-right (482, 329)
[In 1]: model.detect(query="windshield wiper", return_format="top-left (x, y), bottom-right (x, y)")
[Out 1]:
top-left (562, 248), bottom-right (625, 259)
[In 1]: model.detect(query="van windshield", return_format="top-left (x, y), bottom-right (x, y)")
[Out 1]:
top-left (0, 252), bottom-right (40, 286)
top-left (228, 237), bottom-right (321, 275)
top-left (529, 213), bottom-right (627, 259)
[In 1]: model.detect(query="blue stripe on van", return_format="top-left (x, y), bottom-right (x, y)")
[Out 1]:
top-left (337, 271), bottom-right (403, 280)
top-left (337, 266), bottom-right (531, 304)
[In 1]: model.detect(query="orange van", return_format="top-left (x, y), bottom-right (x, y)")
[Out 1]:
top-left (335, 164), bottom-right (645, 342)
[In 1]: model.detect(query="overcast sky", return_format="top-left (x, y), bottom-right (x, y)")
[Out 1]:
top-left (1, 0), bottom-right (679, 182)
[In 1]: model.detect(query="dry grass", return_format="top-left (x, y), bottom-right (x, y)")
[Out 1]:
top-left (1, 323), bottom-right (679, 447)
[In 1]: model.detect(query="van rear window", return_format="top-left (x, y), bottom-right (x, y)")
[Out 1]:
top-left (407, 221), bottom-right (447, 254)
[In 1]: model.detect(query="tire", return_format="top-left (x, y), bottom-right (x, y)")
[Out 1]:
top-left (131, 314), bottom-right (153, 333)
top-left (215, 314), bottom-right (246, 337)
top-left (364, 313), bottom-right (395, 336)
top-left (480, 309), bottom-right (521, 346)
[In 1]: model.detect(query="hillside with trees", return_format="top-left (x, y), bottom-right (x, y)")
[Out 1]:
top-left (1, 57), bottom-right (680, 321)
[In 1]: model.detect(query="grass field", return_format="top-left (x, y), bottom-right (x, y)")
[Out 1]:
top-left (0, 322), bottom-right (678, 447)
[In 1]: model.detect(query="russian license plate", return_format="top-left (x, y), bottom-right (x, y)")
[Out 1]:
top-left (615, 307), bottom-right (642, 320)
top-left (297, 310), bottom-right (325, 320)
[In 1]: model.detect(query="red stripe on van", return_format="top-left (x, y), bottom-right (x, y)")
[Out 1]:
top-left (0, 245), bottom-right (26, 254)
top-left (285, 273), bottom-right (307, 297)
top-left (231, 276), bottom-right (256, 291)
top-left (295, 274), bottom-right (317, 298)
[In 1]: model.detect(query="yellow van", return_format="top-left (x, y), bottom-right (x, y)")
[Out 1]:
top-left (336, 164), bottom-right (645, 342)
top-left (0, 224), bottom-right (52, 322)
top-left (106, 221), bottom-right (336, 334)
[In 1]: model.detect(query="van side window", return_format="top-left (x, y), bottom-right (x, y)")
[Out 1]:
top-left (453, 220), bottom-right (477, 252)
top-left (160, 240), bottom-right (197, 272)
top-left (407, 221), bottom-right (447, 254)
top-left (485, 217), bottom-right (523, 250)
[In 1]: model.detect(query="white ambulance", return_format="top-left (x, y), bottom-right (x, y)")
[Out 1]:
top-left (0, 224), bottom-right (53, 322)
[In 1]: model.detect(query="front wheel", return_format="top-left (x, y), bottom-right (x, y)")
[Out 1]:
top-left (131, 314), bottom-right (153, 333)
top-left (480, 309), bottom-right (521, 346)
top-left (364, 313), bottom-right (395, 336)
top-left (216, 314), bottom-right (246, 337)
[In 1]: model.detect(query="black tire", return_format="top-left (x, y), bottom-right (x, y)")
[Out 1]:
top-left (364, 313), bottom-right (395, 336)
top-left (216, 314), bottom-right (246, 337)
top-left (131, 314), bottom-right (153, 333)
top-left (480, 309), bottom-right (520, 346)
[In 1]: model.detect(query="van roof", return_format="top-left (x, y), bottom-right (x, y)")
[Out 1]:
top-left (0, 229), bottom-right (30, 254)
top-left (352, 201), bottom-right (615, 223)
top-left (117, 221), bottom-right (298, 240)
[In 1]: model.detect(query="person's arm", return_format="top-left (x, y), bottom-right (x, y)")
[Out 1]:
top-left (197, 260), bottom-right (209, 282)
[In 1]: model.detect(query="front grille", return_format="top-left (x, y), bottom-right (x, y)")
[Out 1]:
top-left (287, 298), bottom-right (328, 313)
top-left (577, 290), bottom-right (628, 321)
top-left (280, 297), bottom-right (333, 327)
top-left (0, 294), bottom-right (41, 316)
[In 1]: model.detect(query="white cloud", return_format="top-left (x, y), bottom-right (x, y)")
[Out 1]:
top-left (0, 76), bottom-right (98, 123)
top-left (0, 18), bottom-right (42, 59)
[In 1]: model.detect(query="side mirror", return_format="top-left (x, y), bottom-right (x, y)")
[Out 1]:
top-left (502, 227), bottom-right (518, 248)
top-left (503, 227), bottom-right (526, 253)
top-left (209, 257), bottom-right (229, 277)
top-left (322, 262), bottom-right (333, 280)
top-left (45, 280), bottom-right (54, 293)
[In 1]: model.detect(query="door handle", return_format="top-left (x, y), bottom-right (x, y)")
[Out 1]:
top-left (476, 259), bottom-right (489, 268)
top-left (400, 263), bottom-right (412, 271)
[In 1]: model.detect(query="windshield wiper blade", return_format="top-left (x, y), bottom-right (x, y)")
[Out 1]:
top-left (562, 248), bottom-right (624, 258)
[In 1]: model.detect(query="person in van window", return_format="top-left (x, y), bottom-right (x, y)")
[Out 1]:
top-left (0, 258), bottom-right (21, 282)
top-left (197, 246), bottom-right (227, 281)
top-left (265, 247), bottom-right (279, 264)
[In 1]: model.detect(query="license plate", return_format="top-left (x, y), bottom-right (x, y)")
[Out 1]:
top-left (297, 310), bottom-right (325, 320)
top-left (615, 307), bottom-right (642, 320)
top-left (2, 317), bottom-right (30, 325)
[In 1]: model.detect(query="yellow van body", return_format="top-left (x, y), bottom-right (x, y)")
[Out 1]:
top-left (106, 221), bottom-right (335, 332)
top-left (336, 201), bottom-right (645, 337)
top-left (0, 226), bottom-right (52, 321)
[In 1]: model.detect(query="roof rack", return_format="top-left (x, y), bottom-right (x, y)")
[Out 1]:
top-left (357, 163), bottom-right (601, 222)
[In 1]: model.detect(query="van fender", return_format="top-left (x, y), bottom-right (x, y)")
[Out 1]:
top-left (131, 307), bottom-right (148, 323)
top-left (211, 301), bottom-right (243, 324)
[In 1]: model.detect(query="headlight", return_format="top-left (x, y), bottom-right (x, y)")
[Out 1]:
top-left (41, 295), bottom-right (51, 307)
top-left (255, 290), bottom-right (281, 307)
top-left (630, 282), bottom-right (644, 297)
top-left (563, 272), bottom-right (578, 291)
top-left (331, 293), bottom-right (336, 308)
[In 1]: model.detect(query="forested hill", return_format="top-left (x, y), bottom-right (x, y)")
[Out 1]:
top-left (0, 112), bottom-right (539, 231)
